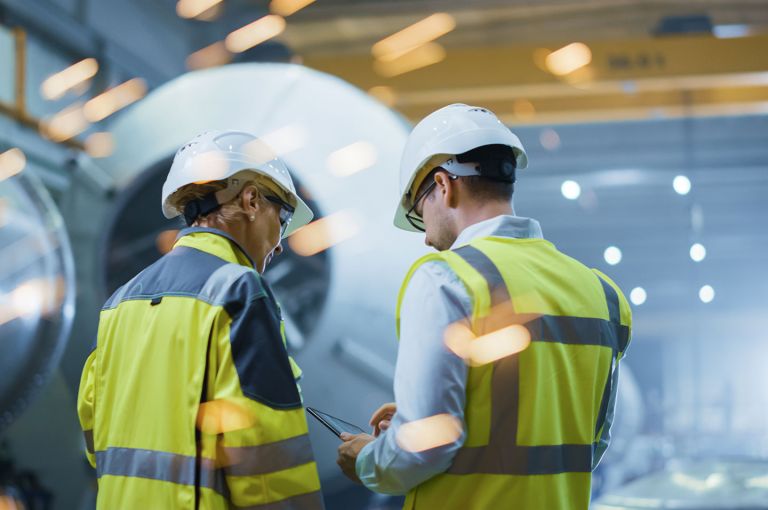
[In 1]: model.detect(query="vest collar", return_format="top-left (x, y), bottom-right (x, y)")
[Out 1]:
top-left (451, 215), bottom-right (543, 250)
top-left (173, 227), bottom-right (256, 269)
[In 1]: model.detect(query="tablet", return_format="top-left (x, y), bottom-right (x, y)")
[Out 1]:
top-left (306, 407), bottom-right (366, 438)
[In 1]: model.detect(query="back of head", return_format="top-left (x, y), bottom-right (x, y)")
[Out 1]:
top-left (456, 144), bottom-right (518, 202)
top-left (168, 173), bottom-right (270, 228)
top-left (394, 104), bottom-right (529, 232)
top-left (161, 130), bottom-right (314, 236)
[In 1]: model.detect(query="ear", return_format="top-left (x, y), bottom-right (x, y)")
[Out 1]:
top-left (434, 171), bottom-right (458, 208)
top-left (240, 184), bottom-right (261, 215)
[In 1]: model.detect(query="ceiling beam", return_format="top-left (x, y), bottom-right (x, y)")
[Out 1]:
top-left (303, 33), bottom-right (768, 124)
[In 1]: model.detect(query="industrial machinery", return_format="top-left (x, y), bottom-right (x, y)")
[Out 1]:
top-left (0, 168), bottom-right (74, 430)
top-left (593, 459), bottom-right (768, 509)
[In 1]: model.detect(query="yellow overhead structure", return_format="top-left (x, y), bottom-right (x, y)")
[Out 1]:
top-left (303, 34), bottom-right (768, 124)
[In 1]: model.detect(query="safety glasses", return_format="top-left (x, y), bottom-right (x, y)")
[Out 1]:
top-left (404, 172), bottom-right (458, 232)
top-left (264, 194), bottom-right (295, 236)
top-left (405, 180), bottom-right (436, 232)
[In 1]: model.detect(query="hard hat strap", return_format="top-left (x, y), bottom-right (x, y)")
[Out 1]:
top-left (183, 193), bottom-right (221, 226)
top-left (456, 145), bottom-right (517, 183)
top-left (439, 157), bottom-right (482, 177)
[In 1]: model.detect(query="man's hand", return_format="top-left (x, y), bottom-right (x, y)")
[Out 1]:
top-left (336, 433), bottom-right (375, 483)
top-left (369, 402), bottom-right (396, 437)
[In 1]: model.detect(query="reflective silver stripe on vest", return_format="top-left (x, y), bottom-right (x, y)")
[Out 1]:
top-left (453, 245), bottom-right (510, 309)
top-left (593, 272), bottom-right (623, 439)
top-left (453, 245), bottom-right (627, 350)
top-left (233, 491), bottom-right (325, 510)
top-left (447, 244), bottom-right (623, 475)
top-left (594, 273), bottom-right (630, 353)
top-left (223, 434), bottom-right (315, 477)
top-left (95, 447), bottom-right (226, 496)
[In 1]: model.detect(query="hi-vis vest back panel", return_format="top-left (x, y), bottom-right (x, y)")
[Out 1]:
top-left (396, 236), bottom-right (631, 510)
top-left (77, 230), bottom-right (324, 510)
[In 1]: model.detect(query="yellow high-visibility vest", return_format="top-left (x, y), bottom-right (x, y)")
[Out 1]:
top-left (396, 235), bottom-right (632, 510)
top-left (77, 228), bottom-right (324, 509)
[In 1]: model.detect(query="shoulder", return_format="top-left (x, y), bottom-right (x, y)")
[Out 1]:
top-left (401, 257), bottom-right (471, 318)
top-left (216, 267), bottom-right (274, 319)
top-left (591, 269), bottom-right (631, 324)
top-left (102, 248), bottom-right (257, 310)
top-left (404, 256), bottom-right (464, 294)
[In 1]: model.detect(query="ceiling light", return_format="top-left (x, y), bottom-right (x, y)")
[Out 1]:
top-left (372, 13), bottom-right (455, 62)
top-left (604, 246), bottom-right (622, 265)
top-left (0, 148), bottom-right (26, 181)
top-left (270, 0), bottom-right (315, 17)
top-left (539, 128), bottom-right (561, 150)
top-left (713, 24), bottom-right (751, 39)
top-left (690, 243), bottom-right (706, 262)
top-left (673, 175), bottom-right (691, 195)
top-left (512, 99), bottom-right (536, 121)
top-left (630, 287), bottom-right (646, 306)
top-left (545, 43), bottom-right (592, 76)
top-left (41, 58), bottom-right (99, 100)
top-left (561, 180), bottom-right (581, 200)
top-left (699, 285), bottom-right (715, 303)
top-left (84, 132), bottom-right (115, 158)
top-left (373, 43), bottom-right (446, 78)
top-left (186, 41), bottom-right (232, 70)
top-left (83, 78), bottom-right (147, 123)
top-left (176, 0), bottom-right (223, 19)
top-left (225, 15), bottom-right (286, 54)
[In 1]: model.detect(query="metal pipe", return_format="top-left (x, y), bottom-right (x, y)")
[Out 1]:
top-left (0, 24), bottom-right (84, 151)
top-left (0, 103), bottom-right (84, 151)
top-left (13, 26), bottom-right (25, 116)
top-left (0, 0), bottom-right (169, 87)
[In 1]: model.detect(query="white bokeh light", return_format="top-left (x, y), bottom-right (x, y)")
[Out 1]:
top-left (673, 175), bottom-right (691, 195)
top-left (699, 285), bottom-right (715, 303)
top-left (630, 287), bottom-right (647, 306)
top-left (561, 180), bottom-right (581, 200)
top-left (604, 246), bottom-right (622, 265)
top-left (690, 243), bottom-right (707, 262)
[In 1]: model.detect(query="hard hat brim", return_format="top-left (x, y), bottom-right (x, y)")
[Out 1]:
top-left (393, 203), bottom-right (422, 233)
top-left (283, 195), bottom-right (313, 238)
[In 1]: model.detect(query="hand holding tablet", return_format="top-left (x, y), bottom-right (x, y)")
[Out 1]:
top-left (306, 407), bottom-right (366, 439)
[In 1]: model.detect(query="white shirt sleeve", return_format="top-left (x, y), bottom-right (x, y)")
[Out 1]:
top-left (355, 261), bottom-right (471, 495)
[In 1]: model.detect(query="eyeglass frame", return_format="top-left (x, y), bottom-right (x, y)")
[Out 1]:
top-left (404, 170), bottom-right (459, 232)
top-left (262, 194), bottom-right (295, 236)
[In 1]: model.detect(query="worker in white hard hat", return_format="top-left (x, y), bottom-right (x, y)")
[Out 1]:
top-left (337, 104), bottom-right (632, 509)
top-left (77, 130), bottom-right (324, 509)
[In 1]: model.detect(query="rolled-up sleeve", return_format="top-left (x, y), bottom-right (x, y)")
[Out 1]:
top-left (355, 261), bottom-right (471, 495)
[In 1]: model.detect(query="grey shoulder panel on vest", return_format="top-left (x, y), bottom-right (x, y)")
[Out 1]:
top-left (102, 246), bottom-right (262, 309)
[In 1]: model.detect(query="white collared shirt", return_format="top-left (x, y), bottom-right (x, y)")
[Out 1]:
top-left (355, 215), bottom-right (545, 494)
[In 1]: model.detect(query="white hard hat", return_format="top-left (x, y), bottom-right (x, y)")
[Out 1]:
top-left (394, 103), bottom-right (529, 232)
top-left (162, 130), bottom-right (313, 237)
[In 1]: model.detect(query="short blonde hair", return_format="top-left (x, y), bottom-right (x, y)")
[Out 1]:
top-left (169, 179), bottom-right (254, 226)
top-left (169, 173), bottom-right (290, 227)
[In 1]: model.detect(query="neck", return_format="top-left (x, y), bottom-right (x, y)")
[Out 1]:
top-left (196, 218), bottom-right (245, 245)
top-left (195, 218), bottom-right (263, 270)
top-left (453, 201), bottom-right (514, 236)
